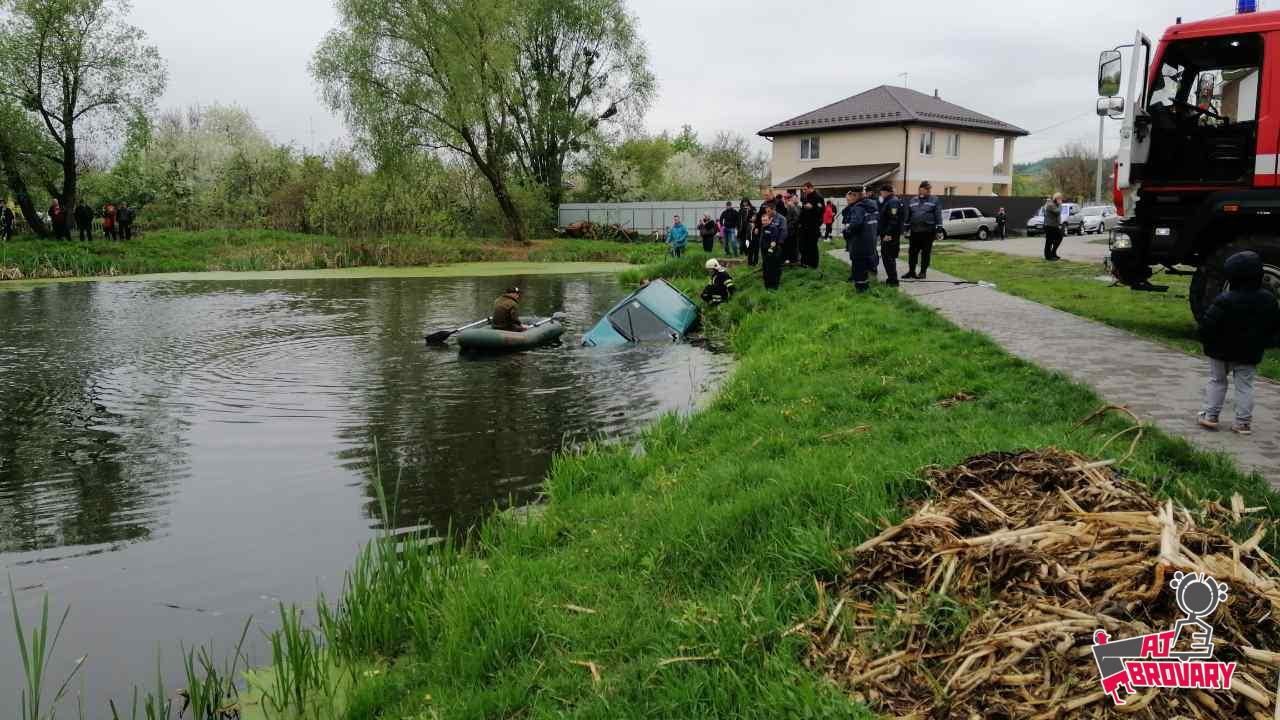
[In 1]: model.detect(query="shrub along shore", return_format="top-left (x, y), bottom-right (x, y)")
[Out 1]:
top-left (15, 251), bottom-right (1280, 719)
top-left (0, 229), bottom-right (671, 281)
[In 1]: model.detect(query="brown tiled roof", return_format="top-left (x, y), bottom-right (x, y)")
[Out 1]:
top-left (758, 85), bottom-right (1028, 137)
top-left (776, 163), bottom-right (901, 190)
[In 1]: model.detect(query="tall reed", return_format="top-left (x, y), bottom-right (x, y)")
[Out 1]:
top-left (8, 577), bottom-right (85, 720)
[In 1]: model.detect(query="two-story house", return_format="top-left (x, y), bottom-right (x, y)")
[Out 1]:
top-left (758, 85), bottom-right (1028, 197)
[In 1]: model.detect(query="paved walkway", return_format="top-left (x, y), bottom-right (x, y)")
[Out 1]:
top-left (830, 250), bottom-right (1280, 488)
top-left (954, 236), bottom-right (1111, 264)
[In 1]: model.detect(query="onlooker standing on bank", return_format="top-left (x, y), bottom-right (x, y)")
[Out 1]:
top-left (822, 200), bottom-right (836, 241)
top-left (667, 215), bottom-right (688, 257)
top-left (1, 205), bottom-right (13, 242)
top-left (50, 199), bottom-right (68, 240)
top-left (878, 184), bottom-right (904, 287)
top-left (1196, 250), bottom-right (1280, 436)
top-left (103, 203), bottom-right (117, 241)
top-left (799, 182), bottom-right (824, 268)
top-left (738, 199), bottom-right (755, 265)
top-left (719, 201), bottom-right (740, 257)
top-left (784, 192), bottom-right (801, 264)
top-left (118, 203), bottom-right (135, 241)
top-left (697, 213), bottom-right (718, 253)
top-left (1043, 194), bottom-right (1064, 261)
top-left (903, 181), bottom-right (943, 280)
top-left (75, 200), bottom-right (93, 242)
top-left (995, 207), bottom-right (1007, 240)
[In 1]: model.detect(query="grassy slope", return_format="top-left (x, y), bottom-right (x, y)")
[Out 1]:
top-left (0, 229), bottom-right (671, 279)
top-left (337, 255), bottom-right (1279, 719)
top-left (932, 247), bottom-right (1280, 381)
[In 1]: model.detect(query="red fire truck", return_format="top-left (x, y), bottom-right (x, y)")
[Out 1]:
top-left (1102, 6), bottom-right (1280, 320)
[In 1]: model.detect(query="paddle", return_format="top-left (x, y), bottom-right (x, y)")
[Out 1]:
top-left (530, 312), bottom-right (568, 328)
top-left (425, 317), bottom-right (491, 345)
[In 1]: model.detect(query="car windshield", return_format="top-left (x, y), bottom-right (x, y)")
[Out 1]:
top-left (1082, 207), bottom-right (1108, 216)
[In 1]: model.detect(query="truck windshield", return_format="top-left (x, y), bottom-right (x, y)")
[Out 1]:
top-left (1144, 33), bottom-right (1262, 183)
top-left (1148, 34), bottom-right (1262, 124)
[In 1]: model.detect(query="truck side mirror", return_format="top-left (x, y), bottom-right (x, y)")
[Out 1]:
top-left (1098, 50), bottom-right (1123, 97)
top-left (1096, 96), bottom-right (1125, 121)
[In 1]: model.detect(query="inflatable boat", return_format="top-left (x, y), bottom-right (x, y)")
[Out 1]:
top-left (456, 317), bottom-right (565, 352)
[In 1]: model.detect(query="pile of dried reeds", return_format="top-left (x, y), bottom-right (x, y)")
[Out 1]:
top-left (803, 449), bottom-right (1280, 719)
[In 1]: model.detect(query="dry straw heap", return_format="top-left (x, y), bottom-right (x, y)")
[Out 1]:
top-left (802, 449), bottom-right (1280, 719)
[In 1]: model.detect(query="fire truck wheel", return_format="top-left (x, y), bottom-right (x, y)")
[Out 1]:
top-left (1191, 235), bottom-right (1280, 325)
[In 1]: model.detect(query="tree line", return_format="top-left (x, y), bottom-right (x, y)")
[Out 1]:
top-left (0, 0), bottom-right (768, 241)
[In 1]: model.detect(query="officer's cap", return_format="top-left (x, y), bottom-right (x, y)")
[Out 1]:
top-left (880, 183), bottom-right (894, 193)
top-left (918, 180), bottom-right (932, 189)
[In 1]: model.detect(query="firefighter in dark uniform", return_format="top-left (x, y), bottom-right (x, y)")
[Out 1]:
top-left (877, 183), bottom-right (903, 287)
top-left (842, 186), bottom-right (879, 293)
top-left (760, 203), bottom-right (786, 290)
top-left (701, 259), bottom-right (736, 305)
top-left (903, 180), bottom-right (944, 280)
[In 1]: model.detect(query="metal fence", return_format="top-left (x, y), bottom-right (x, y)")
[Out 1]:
top-left (560, 196), bottom-right (1055, 237)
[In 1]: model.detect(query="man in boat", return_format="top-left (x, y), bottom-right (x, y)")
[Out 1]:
top-left (492, 287), bottom-right (527, 332)
top-left (701, 259), bottom-right (736, 306)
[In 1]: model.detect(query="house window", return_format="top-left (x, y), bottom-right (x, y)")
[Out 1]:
top-left (945, 133), bottom-right (960, 158)
top-left (919, 130), bottom-right (935, 157)
top-left (800, 136), bottom-right (820, 160)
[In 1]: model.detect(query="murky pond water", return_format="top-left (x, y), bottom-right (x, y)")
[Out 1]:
top-left (0, 270), bottom-right (729, 714)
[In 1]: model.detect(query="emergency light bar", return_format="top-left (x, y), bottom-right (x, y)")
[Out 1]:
top-left (1238, 0), bottom-right (1258, 13)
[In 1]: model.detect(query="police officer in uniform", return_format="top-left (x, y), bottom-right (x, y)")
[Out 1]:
top-left (903, 180), bottom-right (944, 280)
top-left (842, 186), bottom-right (879, 293)
top-left (877, 183), bottom-right (903, 287)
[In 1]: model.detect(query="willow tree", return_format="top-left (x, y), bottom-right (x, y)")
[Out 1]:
top-left (508, 0), bottom-right (653, 206)
top-left (0, 0), bottom-right (166, 233)
top-left (312, 0), bottom-right (530, 242)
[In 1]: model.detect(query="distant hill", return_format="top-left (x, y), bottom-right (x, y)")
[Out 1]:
top-left (1013, 158), bottom-right (1052, 176)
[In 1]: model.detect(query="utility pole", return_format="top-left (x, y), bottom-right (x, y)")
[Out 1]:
top-left (1095, 109), bottom-right (1107, 203)
top-left (898, 72), bottom-right (909, 88)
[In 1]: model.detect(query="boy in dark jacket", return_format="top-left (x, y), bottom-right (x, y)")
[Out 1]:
top-left (1197, 251), bottom-right (1280, 435)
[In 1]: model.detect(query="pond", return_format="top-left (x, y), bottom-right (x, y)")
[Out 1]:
top-left (0, 268), bottom-right (730, 713)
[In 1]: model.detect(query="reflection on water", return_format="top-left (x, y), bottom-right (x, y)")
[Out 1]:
top-left (0, 272), bottom-right (729, 713)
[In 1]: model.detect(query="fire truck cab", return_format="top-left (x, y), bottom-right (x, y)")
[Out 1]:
top-left (1102, 7), bottom-right (1280, 321)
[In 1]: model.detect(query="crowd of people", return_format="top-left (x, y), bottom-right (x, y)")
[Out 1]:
top-left (3, 199), bottom-right (138, 242)
top-left (673, 180), bottom-right (948, 294)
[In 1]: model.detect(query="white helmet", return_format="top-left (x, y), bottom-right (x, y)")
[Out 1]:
top-left (705, 259), bottom-right (723, 272)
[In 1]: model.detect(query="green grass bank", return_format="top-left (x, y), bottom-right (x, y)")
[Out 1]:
top-left (933, 247), bottom-right (1280, 381)
top-left (303, 255), bottom-right (1278, 719)
top-left (0, 229), bottom-right (671, 280)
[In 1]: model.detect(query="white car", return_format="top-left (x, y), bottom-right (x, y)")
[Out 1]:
top-left (1080, 205), bottom-right (1121, 234)
top-left (1026, 203), bottom-right (1085, 236)
top-left (939, 207), bottom-right (997, 241)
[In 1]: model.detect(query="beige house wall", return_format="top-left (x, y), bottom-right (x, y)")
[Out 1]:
top-left (769, 125), bottom-right (1016, 197)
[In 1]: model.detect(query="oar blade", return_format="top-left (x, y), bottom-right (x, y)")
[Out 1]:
top-left (424, 330), bottom-right (454, 345)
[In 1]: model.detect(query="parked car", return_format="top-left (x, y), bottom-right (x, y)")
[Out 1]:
top-left (939, 207), bottom-right (997, 241)
top-left (1080, 205), bottom-right (1121, 234)
top-left (1026, 203), bottom-right (1084, 236)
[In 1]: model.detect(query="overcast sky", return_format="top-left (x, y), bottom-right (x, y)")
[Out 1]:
top-left (131, 0), bottom-right (1245, 164)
